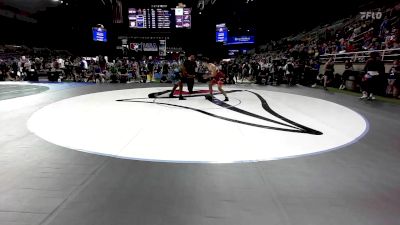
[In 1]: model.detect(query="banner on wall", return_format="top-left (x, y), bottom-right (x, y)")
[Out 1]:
top-left (225, 36), bottom-right (255, 45)
top-left (159, 40), bottom-right (167, 56)
top-left (92, 27), bottom-right (107, 42)
top-left (142, 43), bottom-right (158, 52)
top-left (216, 23), bottom-right (228, 43)
top-left (130, 43), bottom-right (141, 51)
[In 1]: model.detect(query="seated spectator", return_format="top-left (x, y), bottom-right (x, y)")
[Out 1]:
top-left (140, 67), bottom-right (148, 83)
top-left (257, 67), bottom-right (268, 85)
top-left (94, 66), bottom-right (107, 83)
top-left (119, 66), bottom-right (129, 83)
top-left (110, 66), bottom-right (120, 83)
top-left (304, 59), bottom-right (316, 87)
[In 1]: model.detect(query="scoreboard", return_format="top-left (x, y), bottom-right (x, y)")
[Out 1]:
top-left (128, 8), bottom-right (152, 29)
top-left (156, 8), bottom-right (171, 29)
top-left (128, 7), bottom-right (191, 29)
top-left (175, 8), bottom-right (191, 28)
top-left (216, 23), bottom-right (228, 43)
top-left (92, 27), bottom-right (107, 42)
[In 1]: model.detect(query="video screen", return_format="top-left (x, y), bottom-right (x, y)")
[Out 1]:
top-left (92, 27), bottom-right (107, 42)
top-left (128, 7), bottom-right (191, 29)
top-left (225, 36), bottom-right (255, 45)
top-left (128, 8), bottom-right (149, 28)
top-left (216, 23), bottom-right (228, 43)
top-left (156, 8), bottom-right (172, 29)
top-left (175, 8), bottom-right (191, 28)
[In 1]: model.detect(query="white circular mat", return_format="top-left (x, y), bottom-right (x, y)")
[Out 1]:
top-left (27, 87), bottom-right (368, 163)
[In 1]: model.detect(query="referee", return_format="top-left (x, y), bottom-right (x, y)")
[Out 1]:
top-left (183, 55), bottom-right (197, 94)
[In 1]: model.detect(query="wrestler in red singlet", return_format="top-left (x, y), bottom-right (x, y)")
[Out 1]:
top-left (204, 61), bottom-right (229, 102)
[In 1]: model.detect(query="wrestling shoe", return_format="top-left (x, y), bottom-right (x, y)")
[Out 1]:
top-left (360, 93), bottom-right (368, 99)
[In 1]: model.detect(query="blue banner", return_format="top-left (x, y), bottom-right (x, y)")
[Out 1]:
top-left (92, 28), bottom-right (107, 42)
top-left (216, 31), bottom-right (228, 43)
top-left (225, 36), bottom-right (255, 45)
top-left (216, 23), bottom-right (228, 43)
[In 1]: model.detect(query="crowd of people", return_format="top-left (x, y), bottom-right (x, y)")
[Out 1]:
top-left (225, 51), bottom-right (399, 99)
top-left (0, 49), bottom-right (399, 100)
top-left (226, 3), bottom-right (400, 99)
top-left (259, 4), bottom-right (400, 57)
top-left (0, 55), bottom-right (183, 83)
top-left (1, 4), bottom-right (400, 100)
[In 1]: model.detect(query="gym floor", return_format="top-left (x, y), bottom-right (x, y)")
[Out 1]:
top-left (0, 82), bottom-right (399, 225)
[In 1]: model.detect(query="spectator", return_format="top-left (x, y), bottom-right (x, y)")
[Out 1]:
top-left (304, 59), bottom-right (316, 87)
top-left (11, 58), bottom-right (19, 81)
top-left (160, 74), bottom-right (169, 83)
top-left (162, 62), bottom-right (169, 80)
top-left (34, 57), bottom-right (42, 71)
top-left (360, 52), bottom-right (385, 100)
top-left (387, 59), bottom-right (400, 97)
top-left (340, 59), bottom-right (354, 90)
top-left (283, 60), bottom-right (295, 86)
top-left (310, 59), bottom-right (320, 88)
top-left (119, 64), bottom-right (129, 83)
top-left (0, 59), bottom-right (7, 81)
top-left (110, 65), bottom-right (120, 83)
top-left (147, 60), bottom-right (155, 82)
top-left (241, 63), bottom-right (250, 82)
top-left (257, 67), bottom-right (268, 85)
top-left (323, 58), bottom-right (335, 90)
top-left (380, 16), bottom-right (391, 36)
top-left (99, 56), bottom-right (107, 73)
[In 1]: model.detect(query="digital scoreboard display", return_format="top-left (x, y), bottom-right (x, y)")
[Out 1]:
top-left (175, 8), bottom-right (191, 28)
top-left (128, 8), bottom-right (150, 28)
top-left (156, 8), bottom-right (171, 28)
top-left (216, 23), bottom-right (228, 43)
top-left (128, 7), bottom-right (191, 29)
top-left (92, 27), bottom-right (107, 42)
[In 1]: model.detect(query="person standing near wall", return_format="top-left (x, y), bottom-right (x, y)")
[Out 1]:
top-left (147, 60), bottom-right (154, 83)
top-left (339, 59), bottom-right (354, 90)
top-left (387, 59), bottom-right (400, 98)
top-left (283, 60), bottom-right (295, 86)
top-left (323, 58), bottom-right (335, 90)
top-left (360, 52), bottom-right (385, 100)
